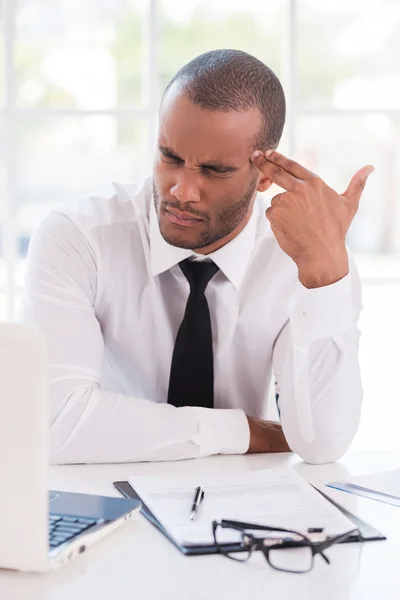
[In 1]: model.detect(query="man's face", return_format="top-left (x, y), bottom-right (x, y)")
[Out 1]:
top-left (153, 88), bottom-right (271, 253)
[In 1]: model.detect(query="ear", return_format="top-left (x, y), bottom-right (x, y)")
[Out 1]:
top-left (256, 172), bottom-right (273, 193)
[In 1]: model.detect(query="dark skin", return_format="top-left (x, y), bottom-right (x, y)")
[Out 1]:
top-left (153, 85), bottom-right (372, 454)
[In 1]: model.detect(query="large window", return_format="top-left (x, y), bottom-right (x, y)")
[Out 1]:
top-left (1, 0), bottom-right (400, 449)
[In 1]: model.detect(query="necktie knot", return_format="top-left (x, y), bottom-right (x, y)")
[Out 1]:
top-left (179, 259), bottom-right (219, 294)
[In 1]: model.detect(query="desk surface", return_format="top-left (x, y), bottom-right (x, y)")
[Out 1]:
top-left (1, 450), bottom-right (400, 600)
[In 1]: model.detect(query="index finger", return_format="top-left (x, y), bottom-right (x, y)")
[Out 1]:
top-left (251, 152), bottom-right (299, 191)
top-left (254, 149), bottom-right (317, 181)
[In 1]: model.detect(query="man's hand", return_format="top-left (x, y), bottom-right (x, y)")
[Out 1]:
top-left (246, 416), bottom-right (291, 454)
top-left (251, 149), bottom-right (374, 288)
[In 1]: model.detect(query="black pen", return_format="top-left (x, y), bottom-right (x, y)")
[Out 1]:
top-left (189, 486), bottom-right (205, 520)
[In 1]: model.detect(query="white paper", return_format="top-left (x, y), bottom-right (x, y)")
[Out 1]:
top-left (130, 468), bottom-right (355, 546)
top-left (344, 468), bottom-right (400, 499)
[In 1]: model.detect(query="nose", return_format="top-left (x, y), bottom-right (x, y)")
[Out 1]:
top-left (170, 168), bottom-right (201, 204)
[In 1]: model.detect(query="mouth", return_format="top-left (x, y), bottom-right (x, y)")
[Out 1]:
top-left (164, 208), bottom-right (204, 227)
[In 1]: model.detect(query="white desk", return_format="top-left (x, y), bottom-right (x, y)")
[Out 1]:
top-left (1, 451), bottom-right (400, 600)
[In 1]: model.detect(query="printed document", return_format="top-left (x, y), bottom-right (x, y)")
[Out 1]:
top-left (130, 468), bottom-right (355, 545)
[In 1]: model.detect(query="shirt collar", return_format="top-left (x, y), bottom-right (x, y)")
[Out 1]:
top-left (150, 196), bottom-right (260, 289)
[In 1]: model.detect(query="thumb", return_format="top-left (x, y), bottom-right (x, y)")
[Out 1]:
top-left (342, 165), bottom-right (374, 209)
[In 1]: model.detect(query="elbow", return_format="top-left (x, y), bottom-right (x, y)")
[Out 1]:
top-left (287, 417), bottom-right (360, 466)
top-left (294, 440), bottom-right (352, 465)
top-left (49, 386), bottom-right (96, 464)
top-left (49, 429), bottom-right (80, 464)
top-left (49, 438), bottom-right (72, 465)
top-left (49, 450), bottom-right (66, 466)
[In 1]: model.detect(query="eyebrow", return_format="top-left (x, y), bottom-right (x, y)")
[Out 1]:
top-left (159, 145), bottom-right (239, 173)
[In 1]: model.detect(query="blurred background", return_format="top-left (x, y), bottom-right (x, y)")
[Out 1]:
top-left (0, 0), bottom-right (399, 451)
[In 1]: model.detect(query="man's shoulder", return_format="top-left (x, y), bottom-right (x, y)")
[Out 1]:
top-left (50, 177), bottom-right (152, 233)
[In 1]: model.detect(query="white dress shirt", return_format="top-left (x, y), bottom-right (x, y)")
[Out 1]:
top-left (21, 176), bottom-right (362, 465)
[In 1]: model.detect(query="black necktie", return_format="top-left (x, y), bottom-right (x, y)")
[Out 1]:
top-left (168, 259), bottom-right (219, 408)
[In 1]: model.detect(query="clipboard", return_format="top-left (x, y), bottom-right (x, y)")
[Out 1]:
top-left (113, 480), bottom-right (386, 556)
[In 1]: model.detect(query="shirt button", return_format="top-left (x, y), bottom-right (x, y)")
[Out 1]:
top-left (298, 379), bottom-right (304, 386)
top-left (295, 309), bottom-right (305, 318)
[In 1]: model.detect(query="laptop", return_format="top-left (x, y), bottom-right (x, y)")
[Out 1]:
top-left (0, 323), bottom-right (141, 572)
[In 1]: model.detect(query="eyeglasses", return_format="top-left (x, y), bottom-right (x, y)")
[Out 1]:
top-left (212, 519), bottom-right (360, 574)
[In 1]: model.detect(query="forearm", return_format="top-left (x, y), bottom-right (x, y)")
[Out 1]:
top-left (278, 331), bottom-right (362, 464)
top-left (274, 262), bottom-right (363, 464)
top-left (49, 383), bottom-right (250, 464)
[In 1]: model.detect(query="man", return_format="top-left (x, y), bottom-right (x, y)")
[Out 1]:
top-left (22, 49), bottom-right (372, 465)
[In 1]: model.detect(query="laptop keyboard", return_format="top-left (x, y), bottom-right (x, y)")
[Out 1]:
top-left (49, 514), bottom-right (100, 548)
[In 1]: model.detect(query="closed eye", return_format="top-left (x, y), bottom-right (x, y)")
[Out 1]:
top-left (202, 166), bottom-right (235, 175)
top-left (200, 167), bottom-right (235, 178)
top-left (159, 146), bottom-right (237, 176)
top-left (161, 151), bottom-right (183, 164)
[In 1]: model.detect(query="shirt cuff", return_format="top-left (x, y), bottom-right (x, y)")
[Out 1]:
top-left (191, 408), bottom-right (250, 457)
top-left (288, 271), bottom-right (355, 349)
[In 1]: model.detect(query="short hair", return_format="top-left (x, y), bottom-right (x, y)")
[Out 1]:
top-left (161, 49), bottom-right (286, 151)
